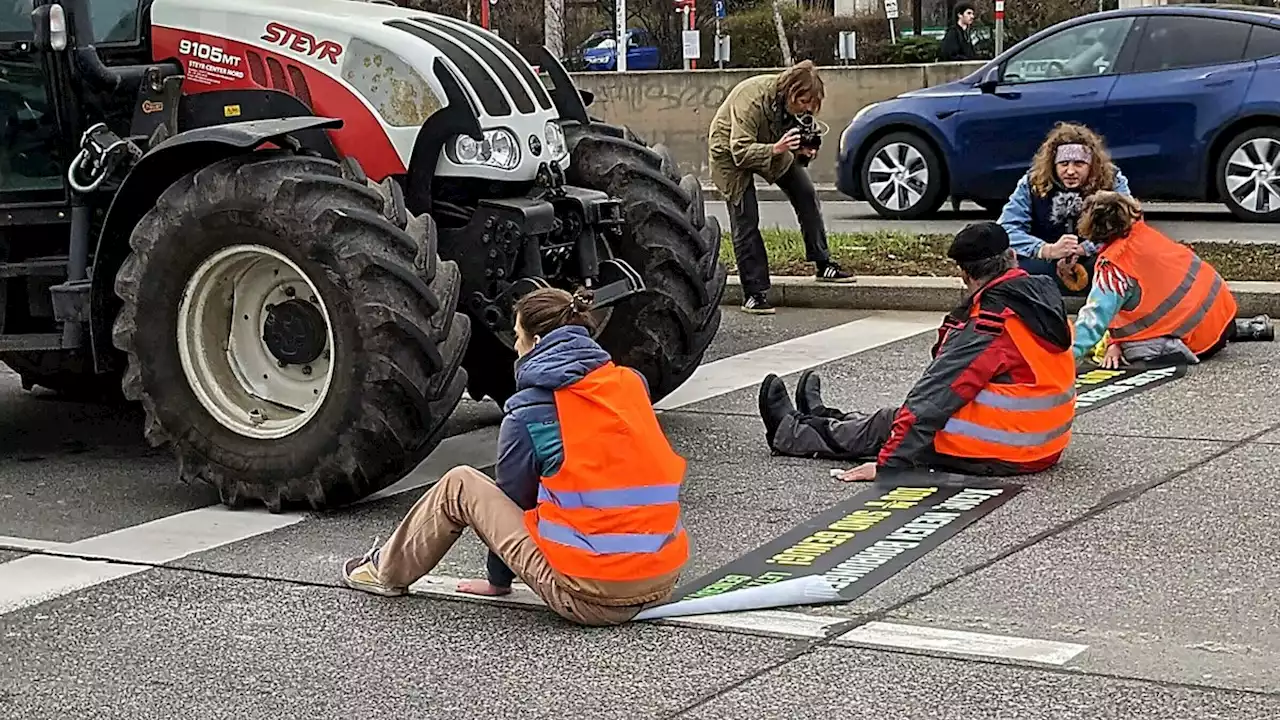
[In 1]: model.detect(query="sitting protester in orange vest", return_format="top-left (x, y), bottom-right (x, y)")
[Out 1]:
top-left (341, 288), bottom-right (689, 627)
top-left (1071, 191), bottom-right (1274, 369)
top-left (758, 222), bottom-right (1078, 482)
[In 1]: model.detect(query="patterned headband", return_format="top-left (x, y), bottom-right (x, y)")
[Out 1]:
top-left (1055, 143), bottom-right (1092, 164)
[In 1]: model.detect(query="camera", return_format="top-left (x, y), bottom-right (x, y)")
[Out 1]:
top-left (793, 113), bottom-right (823, 167)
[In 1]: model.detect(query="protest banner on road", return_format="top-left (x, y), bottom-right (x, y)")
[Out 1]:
top-left (634, 478), bottom-right (1019, 620)
top-left (1074, 363), bottom-right (1187, 414)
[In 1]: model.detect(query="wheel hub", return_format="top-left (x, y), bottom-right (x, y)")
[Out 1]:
top-left (1225, 137), bottom-right (1280, 215)
top-left (868, 142), bottom-right (928, 212)
top-left (263, 298), bottom-right (327, 366)
top-left (176, 244), bottom-right (336, 440)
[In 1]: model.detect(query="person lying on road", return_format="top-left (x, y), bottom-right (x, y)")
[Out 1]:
top-left (341, 287), bottom-right (689, 627)
top-left (758, 221), bottom-right (1077, 483)
top-left (1070, 191), bottom-right (1274, 369)
top-left (998, 122), bottom-right (1131, 297)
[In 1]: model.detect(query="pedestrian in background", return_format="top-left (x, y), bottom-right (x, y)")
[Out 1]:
top-left (708, 60), bottom-right (855, 316)
top-left (939, 2), bottom-right (978, 61)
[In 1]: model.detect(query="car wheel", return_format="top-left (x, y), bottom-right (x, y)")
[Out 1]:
top-left (860, 131), bottom-right (946, 220)
top-left (1216, 126), bottom-right (1280, 223)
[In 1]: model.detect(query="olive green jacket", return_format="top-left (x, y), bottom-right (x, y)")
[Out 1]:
top-left (707, 73), bottom-right (795, 206)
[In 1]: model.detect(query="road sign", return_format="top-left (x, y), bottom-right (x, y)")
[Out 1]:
top-left (682, 30), bottom-right (700, 60)
top-left (715, 0), bottom-right (725, 18)
top-left (884, 0), bottom-right (899, 19)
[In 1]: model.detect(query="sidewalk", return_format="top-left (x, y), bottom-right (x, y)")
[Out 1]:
top-left (719, 275), bottom-right (1280, 317)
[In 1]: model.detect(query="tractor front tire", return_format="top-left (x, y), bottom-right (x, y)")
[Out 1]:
top-left (563, 121), bottom-right (726, 402)
top-left (112, 151), bottom-right (470, 511)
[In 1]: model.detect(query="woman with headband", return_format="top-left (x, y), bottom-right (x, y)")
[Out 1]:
top-left (997, 122), bottom-right (1132, 296)
top-left (341, 287), bottom-right (689, 626)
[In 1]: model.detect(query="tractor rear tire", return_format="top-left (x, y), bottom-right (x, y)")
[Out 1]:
top-left (562, 121), bottom-right (726, 403)
top-left (112, 151), bottom-right (470, 511)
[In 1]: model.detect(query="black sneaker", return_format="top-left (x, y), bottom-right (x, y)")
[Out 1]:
top-left (757, 374), bottom-right (795, 447)
top-left (816, 262), bottom-right (855, 284)
top-left (742, 293), bottom-right (775, 315)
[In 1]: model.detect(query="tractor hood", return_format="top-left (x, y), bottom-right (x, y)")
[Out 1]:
top-left (151, 0), bottom-right (563, 181)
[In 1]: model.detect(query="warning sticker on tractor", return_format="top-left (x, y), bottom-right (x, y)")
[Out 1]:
top-left (1074, 363), bottom-right (1187, 414)
top-left (633, 478), bottom-right (1018, 620)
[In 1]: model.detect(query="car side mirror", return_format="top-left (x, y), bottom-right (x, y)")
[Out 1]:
top-left (978, 65), bottom-right (1001, 93)
top-left (31, 2), bottom-right (70, 52)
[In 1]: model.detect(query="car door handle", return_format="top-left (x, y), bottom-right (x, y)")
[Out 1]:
top-left (1205, 79), bottom-right (1235, 87)
top-left (1070, 90), bottom-right (1099, 98)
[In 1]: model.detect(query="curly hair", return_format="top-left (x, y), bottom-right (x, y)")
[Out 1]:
top-left (1077, 191), bottom-right (1143, 245)
top-left (1028, 122), bottom-right (1116, 197)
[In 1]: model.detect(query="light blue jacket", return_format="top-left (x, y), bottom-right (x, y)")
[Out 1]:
top-left (997, 168), bottom-right (1132, 259)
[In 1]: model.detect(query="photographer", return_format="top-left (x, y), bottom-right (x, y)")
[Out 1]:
top-left (708, 60), bottom-right (854, 315)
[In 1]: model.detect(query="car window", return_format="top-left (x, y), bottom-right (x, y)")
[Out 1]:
top-left (1244, 24), bottom-right (1280, 60)
top-left (1003, 17), bottom-right (1135, 83)
top-left (1, 0), bottom-right (31, 40)
top-left (1131, 17), bottom-right (1250, 73)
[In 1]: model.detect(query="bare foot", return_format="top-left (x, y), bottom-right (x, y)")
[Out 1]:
top-left (456, 579), bottom-right (512, 596)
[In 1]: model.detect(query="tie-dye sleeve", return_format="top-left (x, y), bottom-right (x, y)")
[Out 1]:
top-left (1072, 258), bottom-right (1137, 359)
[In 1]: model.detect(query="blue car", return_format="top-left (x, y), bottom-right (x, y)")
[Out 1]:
top-left (580, 28), bottom-right (661, 71)
top-left (837, 4), bottom-right (1280, 222)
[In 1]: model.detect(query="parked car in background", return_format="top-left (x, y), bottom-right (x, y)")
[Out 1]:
top-left (576, 28), bottom-right (661, 71)
top-left (837, 4), bottom-right (1280, 222)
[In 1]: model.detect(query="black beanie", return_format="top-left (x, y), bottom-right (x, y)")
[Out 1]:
top-left (948, 221), bottom-right (1010, 263)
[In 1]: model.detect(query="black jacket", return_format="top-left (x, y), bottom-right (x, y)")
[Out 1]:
top-left (939, 25), bottom-right (977, 61)
top-left (877, 268), bottom-right (1073, 476)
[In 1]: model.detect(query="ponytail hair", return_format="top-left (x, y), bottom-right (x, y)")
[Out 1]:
top-left (513, 286), bottom-right (598, 339)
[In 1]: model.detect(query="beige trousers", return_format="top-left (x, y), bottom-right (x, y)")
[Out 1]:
top-left (376, 465), bottom-right (651, 627)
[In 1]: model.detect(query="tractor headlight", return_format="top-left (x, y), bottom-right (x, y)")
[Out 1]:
top-left (452, 128), bottom-right (521, 170)
top-left (544, 121), bottom-right (568, 164)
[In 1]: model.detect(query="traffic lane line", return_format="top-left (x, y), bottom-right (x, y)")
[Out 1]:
top-left (408, 576), bottom-right (1089, 664)
top-left (835, 620), bottom-right (1089, 666)
top-left (0, 312), bottom-right (936, 616)
top-left (0, 536), bottom-right (69, 553)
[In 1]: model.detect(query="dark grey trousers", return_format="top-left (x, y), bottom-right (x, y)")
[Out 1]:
top-left (728, 163), bottom-right (831, 297)
top-left (771, 406), bottom-right (897, 461)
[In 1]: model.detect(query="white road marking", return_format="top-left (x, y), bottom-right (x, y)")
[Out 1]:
top-left (0, 312), bottom-right (936, 616)
top-left (0, 536), bottom-right (68, 552)
top-left (409, 575), bottom-right (844, 639)
top-left (835, 620), bottom-right (1089, 666)
top-left (655, 313), bottom-right (939, 411)
top-left (0, 508), bottom-right (303, 614)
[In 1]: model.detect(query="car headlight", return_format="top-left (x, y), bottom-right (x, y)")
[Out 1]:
top-left (544, 121), bottom-right (568, 164)
top-left (453, 128), bottom-right (520, 170)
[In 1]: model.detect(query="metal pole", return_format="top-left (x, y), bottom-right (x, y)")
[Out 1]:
top-left (995, 0), bottom-right (1005, 56)
top-left (682, 7), bottom-right (690, 71)
top-left (615, 0), bottom-right (627, 72)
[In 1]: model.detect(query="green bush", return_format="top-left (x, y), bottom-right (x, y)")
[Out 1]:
top-left (716, 7), bottom-right (898, 68)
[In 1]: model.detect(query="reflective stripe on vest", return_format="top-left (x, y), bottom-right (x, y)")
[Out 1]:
top-left (535, 518), bottom-right (685, 555)
top-left (524, 361), bottom-right (689, 582)
top-left (1100, 222), bottom-right (1237, 355)
top-left (933, 315), bottom-right (1076, 464)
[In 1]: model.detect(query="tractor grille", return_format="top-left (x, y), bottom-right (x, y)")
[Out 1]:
top-left (386, 17), bottom-right (547, 117)
top-left (244, 50), bottom-right (316, 110)
top-left (411, 15), bottom-right (551, 112)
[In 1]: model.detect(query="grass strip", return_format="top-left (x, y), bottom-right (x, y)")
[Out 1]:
top-left (718, 229), bottom-right (1280, 282)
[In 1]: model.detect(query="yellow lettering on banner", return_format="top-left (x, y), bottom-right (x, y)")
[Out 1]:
top-left (745, 571), bottom-right (791, 588)
top-left (828, 510), bottom-right (891, 533)
top-left (764, 529), bottom-right (856, 566)
top-left (686, 573), bottom-right (753, 599)
top-left (1076, 369), bottom-right (1123, 385)
top-left (865, 486), bottom-right (938, 511)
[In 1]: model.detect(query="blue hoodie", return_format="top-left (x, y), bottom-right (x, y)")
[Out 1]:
top-left (487, 324), bottom-right (650, 587)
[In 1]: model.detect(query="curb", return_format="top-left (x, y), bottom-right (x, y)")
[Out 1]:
top-left (719, 276), bottom-right (1280, 317)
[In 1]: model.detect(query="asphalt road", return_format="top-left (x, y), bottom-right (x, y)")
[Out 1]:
top-left (707, 199), bottom-right (1280, 244)
top-left (3, 309), bottom-right (1280, 718)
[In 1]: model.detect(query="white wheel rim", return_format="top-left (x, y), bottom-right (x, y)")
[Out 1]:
top-left (1225, 137), bottom-right (1280, 215)
top-left (176, 244), bottom-right (336, 440)
top-left (868, 142), bottom-right (929, 212)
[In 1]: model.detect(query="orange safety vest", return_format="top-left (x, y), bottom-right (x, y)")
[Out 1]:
top-left (933, 314), bottom-right (1077, 465)
top-left (1098, 220), bottom-right (1237, 355)
top-left (524, 362), bottom-right (689, 583)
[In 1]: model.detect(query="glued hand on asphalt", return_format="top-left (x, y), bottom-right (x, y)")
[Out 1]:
top-left (1101, 343), bottom-right (1126, 370)
top-left (833, 462), bottom-right (878, 482)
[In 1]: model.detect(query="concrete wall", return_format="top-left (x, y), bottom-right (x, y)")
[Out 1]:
top-left (569, 62), bottom-right (985, 187)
